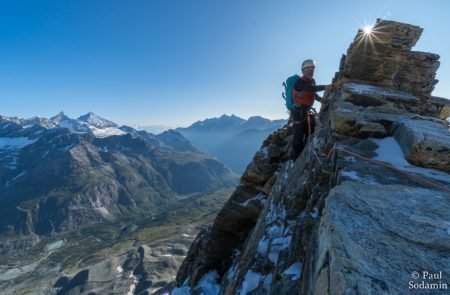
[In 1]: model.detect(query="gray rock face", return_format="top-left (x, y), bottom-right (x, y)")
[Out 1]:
top-left (175, 128), bottom-right (291, 287)
top-left (342, 19), bottom-right (439, 98)
top-left (308, 182), bottom-right (449, 295)
top-left (393, 119), bottom-right (450, 172)
top-left (172, 19), bottom-right (450, 295)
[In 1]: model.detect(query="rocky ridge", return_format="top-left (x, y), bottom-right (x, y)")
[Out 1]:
top-left (171, 19), bottom-right (450, 295)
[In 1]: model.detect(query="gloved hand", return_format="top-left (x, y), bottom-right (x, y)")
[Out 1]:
top-left (332, 78), bottom-right (349, 88)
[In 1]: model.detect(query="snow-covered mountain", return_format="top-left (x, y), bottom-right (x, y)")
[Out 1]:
top-left (0, 111), bottom-right (239, 295)
top-left (78, 112), bottom-right (118, 128)
top-left (0, 111), bottom-right (237, 236)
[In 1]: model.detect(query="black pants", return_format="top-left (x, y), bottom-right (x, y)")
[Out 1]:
top-left (291, 107), bottom-right (315, 159)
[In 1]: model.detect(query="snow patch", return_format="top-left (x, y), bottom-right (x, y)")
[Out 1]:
top-left (310, 207), bottom-right (319, 219)
top-left (344, 156), bottom-right (356, 162)
top-left (262, 273), bottom-right (273, 291)
top-left (257, 237), bottom-right (269, 255)
top-left (196, 270), bottom-right (220, 295)
top-left (267, 224), bottom-right (284, 239)
top-left (127, 272), bottom-right (138, 295)
top-left (236, 193), bottom-right (266, 207)
top-left (95, 207), bottom-right (112, 218)
top-left (45, 240), bottom-right (64, 251)
top-left (89, 126), bottom-right (126, 138)
top-left (371, 137), bottom-right (450, 184)
top-left (265, 201), bottom-right (286, 224)
top-left (283, 262), bottom-right (302, 280)
top-left (225, 262), bottom-right (238, 281)
top-left (172, 270), bottom-right (220, 295)
top-left (343, 82), bottom-right (418, 102)
top-left (341, 170), bottom-right (378, 184)
top-left (240, 270), bottom-right (262, 295)
top-left (268, 236), bottom-right (291, 264)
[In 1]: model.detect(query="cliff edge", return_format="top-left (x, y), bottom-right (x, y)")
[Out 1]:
top-left (171, 19), bottom-right (450, 295)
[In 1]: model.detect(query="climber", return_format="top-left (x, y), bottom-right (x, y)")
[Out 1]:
top-left (290, 59), bottom-right (333, 160)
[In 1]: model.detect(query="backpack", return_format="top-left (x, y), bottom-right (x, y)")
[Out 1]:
top-left (282, 74), bottom-right (300, 111)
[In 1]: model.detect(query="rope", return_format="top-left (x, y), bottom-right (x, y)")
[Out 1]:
top-left (327, 146), bottom-right (450, 193)
top-left (307, 112), bottom-right (312, 139)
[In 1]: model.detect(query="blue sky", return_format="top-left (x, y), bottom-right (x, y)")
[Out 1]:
top-left (1, 0), bottom-right (449, 127)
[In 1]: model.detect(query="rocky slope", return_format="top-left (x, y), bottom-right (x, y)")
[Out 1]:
top-left (0, 112), bottom-right (236, 238)
top-left (0, 112), bottom-right (238, 294)
top-left (171, 19), bottom-right (450, 295)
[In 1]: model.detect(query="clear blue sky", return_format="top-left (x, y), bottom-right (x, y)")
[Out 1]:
top-left (1, 0), bottom-right (449, 127)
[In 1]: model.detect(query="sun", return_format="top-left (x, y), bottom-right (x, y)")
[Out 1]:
top-left (362, 25), bottom-right (373, 35)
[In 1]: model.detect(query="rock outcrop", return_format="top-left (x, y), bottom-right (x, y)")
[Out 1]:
top-left (172, 19), bottom-right (450, 294)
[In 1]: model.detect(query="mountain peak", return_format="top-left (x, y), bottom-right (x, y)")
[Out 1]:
top-left (50, 111), bottom-right (70, 123)
top-left (77, 112), bottom-right (117, 128)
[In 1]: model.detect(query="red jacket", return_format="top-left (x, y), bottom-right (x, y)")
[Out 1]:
top-left (292, 76), bottom-right (326, 107)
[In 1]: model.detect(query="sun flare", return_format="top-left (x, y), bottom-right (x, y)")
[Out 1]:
top-left (363, 25), bottom-right (373, 35)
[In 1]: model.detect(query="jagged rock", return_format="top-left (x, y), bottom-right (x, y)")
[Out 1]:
top-left (241, 156), bottom-right (277, 185)
top-left (392, 119), bottom-right (450, 172)
top-left (343, 19), bottom-right (439, 98)
top-left (358, 121), bottom-right (387, 137)
top-left (171, 19), bottom-right (450, 295)
top-left (309, 182), bottom-right (450, 295)
top-left (330, 101), bottom-right (414, 138)
top-left (440, 105), bottom-right (450, 120)
top-left (342, 82), bottom-right (419, 107)
top-left (393, 51), bottom-right (440, 96)
top-left (267, 143), bottom-right (282, 158)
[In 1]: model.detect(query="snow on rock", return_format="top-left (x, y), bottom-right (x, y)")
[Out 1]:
top-left (172, 271), bottom-right (220, 295)
top-left (172, 286), bottom-right (190, 295)
top-left (239, 270), bottom-right (262, 295)
top-left (127, 272), bottom-right (138, 295)
top-left (268, 236), bottom-right (291, 264)
top-left (89, 126), bottom-right (126, 138)
top-left (236, 193), bottom-right (267, 207)
top-left (78, 112), bottom-right (118, 128)
top-left (283, 262), bottom-right (302, 280)
top-left (196, 270), bottom-right (220, 295)
top-left (343, 82), bottom-right (419, 104)
top-left (45, 240), bottom-right (64, 251)
top-left (371, 137), bottom-right (450, 183)
top-left (340, 170), bottom-right (378, 184)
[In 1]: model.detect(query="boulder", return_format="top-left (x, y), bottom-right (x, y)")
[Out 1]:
top-left (392, 119), bottom-right (450, 172)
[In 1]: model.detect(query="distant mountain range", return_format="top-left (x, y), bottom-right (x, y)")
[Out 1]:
top-left (132, 124), bottom-right (172, 135)
top-left (176, 115), bottom-right (287, 173)
top-left (0, 112), bottom-right (283, 293)
top-left (0, 112), bottom-right (237, 239)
